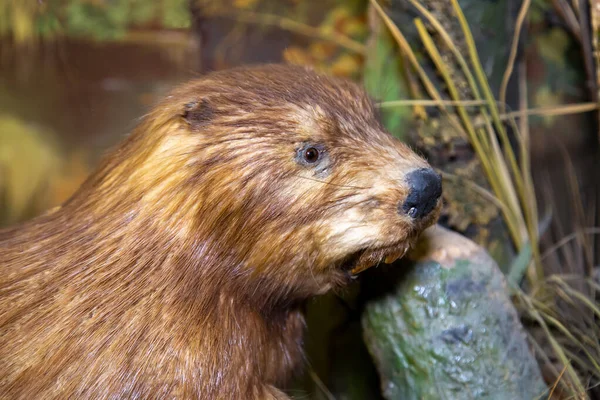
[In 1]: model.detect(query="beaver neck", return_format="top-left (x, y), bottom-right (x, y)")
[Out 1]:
top-left (1, 197), bottom-right (306, 397)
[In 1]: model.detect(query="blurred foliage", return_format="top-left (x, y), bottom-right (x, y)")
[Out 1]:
top-left (0, 116), bottom-right (91, 227)
top-left (281, 4), bottom-right (367, 79)
top-left (194, 0), bottom-right (367, 78)
top-left (0, 0), bottom-right (190, 43)
top-left (0, 115), bottom-right (61, 225)
top-left (363, 22), bottom-right (411, 139)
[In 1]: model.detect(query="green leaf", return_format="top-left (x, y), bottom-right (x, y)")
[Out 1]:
top-left (363, 29), bottom-right (411, 140)
top-left (130, 0), bottom-right (157, 25)
top-left (65, 1), bottom-right (127, 40)
top-left (162, 0), bottom-right (191, 29)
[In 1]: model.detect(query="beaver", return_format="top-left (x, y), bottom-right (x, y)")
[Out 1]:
top-left (0, 64), bottom-right (442, 399)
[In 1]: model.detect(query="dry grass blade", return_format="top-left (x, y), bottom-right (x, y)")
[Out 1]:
top-left (412, 19), bottom-right (487, 154)
top-left (404, 0), bottom-right (496, 152)
top-left (449, 0), bottom-right (524, 196)
top-left (499, 0), bottom-right (531, 113)
top-left (414, 18), bottom-right (525, 246)
top-left (561, 147), bottom-right (596, 277)
top-left (541, 228), bottom-right (600, 260)
top-left (548, 278), bottom-right (600, 387)
top-left (501, 102), bottom-right (600, 121)
top-left (440, 171), bottom-right (510, 214)
top-left (382, 101), bottom-right (600, 119)
top-left (450, 0), bottom-right (543, 285)
top-left (550, 276), bottom-right (600, 320)
top-left (548, 364), bottom-right (568, 399)
top-left (592, 0), bottom-right (600, 137)
top-left (379, 99), bottom-right (488, 107)
top-left (307, 366), bottom-right (336, 400)
top-left (369, 0), bottom-right (443, 105)
top-left (536, 306), bottom-right (600, 375)
top-left (517, 289), bottom-right (587, 395)
top-left (552, 0), bottom-right (582, 42)
top-left (369, 0), bottom-right (485, 143)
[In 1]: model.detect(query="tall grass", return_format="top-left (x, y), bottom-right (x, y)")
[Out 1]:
top-left (369, 0), bottom-right (600, 395)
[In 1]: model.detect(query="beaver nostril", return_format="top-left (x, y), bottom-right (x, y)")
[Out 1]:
top-left (400, 168), bottom-right (442, 219)
top-left (407, 207), bottom-right (419, 218)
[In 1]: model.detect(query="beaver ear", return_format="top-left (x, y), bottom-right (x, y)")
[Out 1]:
top-left (182, 99), bottom-right (214, 129)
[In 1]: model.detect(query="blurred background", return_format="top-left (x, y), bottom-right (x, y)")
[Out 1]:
top-left (1, 0), bottom-right (599, 398)
top-left (0, 0), bottom-right (370, 225)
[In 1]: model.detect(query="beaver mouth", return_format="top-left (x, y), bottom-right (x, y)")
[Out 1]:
top-left (336, 202), bottom-right (441, 278)
top-left (341, 241), bottom-right (412, 276)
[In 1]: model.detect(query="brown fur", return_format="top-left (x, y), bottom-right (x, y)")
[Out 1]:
top-left (0, 64), bottom-right (440, 399)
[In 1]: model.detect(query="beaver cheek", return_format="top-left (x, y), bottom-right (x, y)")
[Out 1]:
top-left (320, 216), bottom-right (384, 256)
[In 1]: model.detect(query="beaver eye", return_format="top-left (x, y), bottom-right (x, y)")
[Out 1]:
top-left (303, 147), bottom-right (320, 163)
top-left (296, 143), bottom-right (328, 170)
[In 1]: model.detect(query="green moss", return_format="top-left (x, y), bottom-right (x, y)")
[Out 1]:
top-left (363, 252), bottom-right (547, 399)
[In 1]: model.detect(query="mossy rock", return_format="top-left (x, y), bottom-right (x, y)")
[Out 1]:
top-left (362, 226), bottom-right (547, 400)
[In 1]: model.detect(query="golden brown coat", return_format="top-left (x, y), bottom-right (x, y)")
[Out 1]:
top-left (0, 64), bottom-right (439, 399)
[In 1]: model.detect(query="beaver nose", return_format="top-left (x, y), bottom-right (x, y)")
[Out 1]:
top-left (400, 168), bottom-right (442, 219)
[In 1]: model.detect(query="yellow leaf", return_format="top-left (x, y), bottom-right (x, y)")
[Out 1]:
top-left (341, 17), bottom-right (367, 38)
top-left (234, 0), bottom-right (259, 10)
top-left (308, 41), bottom-right (336, 61)
top-left (282, 46), bottom-right (313, 66)
top-left (325, 6), bottom-right (352, 27)
top-left (11, 4), bottom-right (35, 44)
top-left (330, 53), bottom-right (361, 77)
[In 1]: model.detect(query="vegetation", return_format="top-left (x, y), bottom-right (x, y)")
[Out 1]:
top-left (0, 0), bottom-right (190, 43)
top-left (0, 0), bottom-right (598, 397)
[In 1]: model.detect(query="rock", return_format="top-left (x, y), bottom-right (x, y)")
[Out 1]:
top-left (362, 226), bottom-right (547, 400)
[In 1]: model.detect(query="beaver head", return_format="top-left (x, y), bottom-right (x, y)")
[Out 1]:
top-left (0, 64), bottom-right (442, 398)
top-left (61, 64), bottom-right (442, 307)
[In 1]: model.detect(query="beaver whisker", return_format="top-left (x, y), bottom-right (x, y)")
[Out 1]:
top-left (347, 197), bottom-right (382, 209)
top-left (327, 223), bottom-right (373, 241)
top-left (292, 174), bottom-right (369, 190)
top-left (307, 261), bottom-right (320, 295)
top-left (317, 196), bottom-right (369, 214)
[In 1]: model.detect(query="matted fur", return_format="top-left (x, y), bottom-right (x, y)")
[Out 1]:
top-left (0, 64), bottom-right (440, 399)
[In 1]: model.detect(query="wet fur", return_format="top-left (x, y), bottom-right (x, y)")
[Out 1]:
top-left (0, 64), bottom-right (437, 399)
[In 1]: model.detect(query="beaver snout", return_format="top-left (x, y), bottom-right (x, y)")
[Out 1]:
top-left (400, 168), bottom-right (442, 219)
